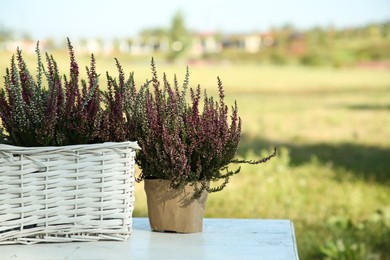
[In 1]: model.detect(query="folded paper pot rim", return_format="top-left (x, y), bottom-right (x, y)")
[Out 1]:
top-left (0, 141), bottom-right (140, 245)
top-left (144, 179), bottom-right (208, 233)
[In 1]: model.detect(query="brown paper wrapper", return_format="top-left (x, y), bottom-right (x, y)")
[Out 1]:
top-left (144, 179), bottom-right (208, 233)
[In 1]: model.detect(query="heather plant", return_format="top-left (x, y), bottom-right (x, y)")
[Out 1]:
top-left (0, 39), bottom-right (127, 146)
top-left (125, 59), bottom-right (276, 198)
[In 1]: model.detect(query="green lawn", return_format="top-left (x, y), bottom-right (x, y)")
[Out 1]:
top-left (1, 50), bottom-right (390, 259)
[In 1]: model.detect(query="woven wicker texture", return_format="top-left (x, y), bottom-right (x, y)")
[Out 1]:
top-left (0, 141), bottom-right (140, 244)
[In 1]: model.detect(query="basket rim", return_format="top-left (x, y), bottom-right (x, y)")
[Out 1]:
top-left (0, 141), bottom-right (141, 154)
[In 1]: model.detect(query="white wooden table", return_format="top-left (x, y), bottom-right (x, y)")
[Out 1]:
top-left (0, 218), bottom-right (299, 260)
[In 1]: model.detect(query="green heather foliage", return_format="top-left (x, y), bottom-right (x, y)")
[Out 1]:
top-left (0, 39), bottom-right (128, 146)
top-left (124, 59), bottom-right (276, 197)
top-left (0, 125), bottom-right (5, 142)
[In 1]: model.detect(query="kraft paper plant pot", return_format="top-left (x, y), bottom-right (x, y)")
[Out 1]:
top-left (0, 141), bottom-right (140, 244)
top-left (144, 179), bottom-right (208, 233)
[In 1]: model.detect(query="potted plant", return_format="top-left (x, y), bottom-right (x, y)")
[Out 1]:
top-left (0, 39), bottom-right (140, 244)
top-left (124, 59), bottom-right (276, 233)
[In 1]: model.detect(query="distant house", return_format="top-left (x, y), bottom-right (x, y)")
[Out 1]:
top-left (122, 36), bottom-right (169, 55)
top-left (3, 40), bottom-right (41, 53)
top-left (191, 32), bottom-right (221, 56)
top-left (287, 32), bottom-right (306, 56)
top-left (222, 33), bottom-right (262, 53)
top-left (261, 32), bottom-right (275, 47)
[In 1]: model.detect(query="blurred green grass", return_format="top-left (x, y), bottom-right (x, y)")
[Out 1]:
top-left (1, 50), bottom-right (390, 259)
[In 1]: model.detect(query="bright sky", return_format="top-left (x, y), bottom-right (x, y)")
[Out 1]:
top-left (1, 0), bottom-right (389, 40)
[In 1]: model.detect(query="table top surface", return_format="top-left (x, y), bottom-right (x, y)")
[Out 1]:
top-left (0, 218), bottom-right (299, 260)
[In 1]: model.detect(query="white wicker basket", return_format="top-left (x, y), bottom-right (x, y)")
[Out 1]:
top-left (0, 141), bottom-right (140, 245)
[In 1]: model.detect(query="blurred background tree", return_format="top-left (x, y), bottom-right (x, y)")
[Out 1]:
top-left (0, 24), bottom-right (13, 42)
top-left (167, 11), bottom-right (191, 62)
